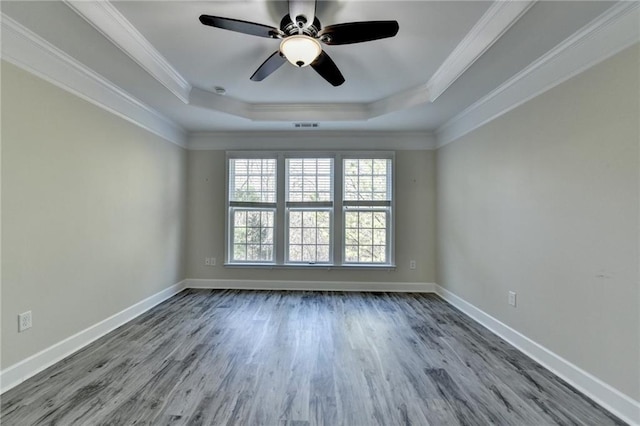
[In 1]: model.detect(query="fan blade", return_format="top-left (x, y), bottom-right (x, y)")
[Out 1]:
top-left (199, 15), bottom-right (280, 38)
top-left (311, 51), bottom-right (345, 87)
top-left (320, 21), bottom-right (399, 45)
top-left (250, 51), bottom-right (287, 81)
top-left (288, 0), bottom-right (316, 30)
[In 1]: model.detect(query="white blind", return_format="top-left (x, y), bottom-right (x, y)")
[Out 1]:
top-left (287, 158), bottom-right (333, 202)
top-left (343, 158), bottom-right (391, 202)
top-left (229, 158), bottom-right (277, 203)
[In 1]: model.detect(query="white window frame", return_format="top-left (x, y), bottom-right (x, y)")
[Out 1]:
top-left (228, 207), bottom-right (276, 263)
top-left (225, 151), bottom-right (395, 268)
top-left (226, 153), bottom-right (278, 264)
top-left (285, 155), bottom-right (335, 265)
top-left (285, 206), bottom-right (334, 264)
top-left (341, 154), bottom-right (394, 265)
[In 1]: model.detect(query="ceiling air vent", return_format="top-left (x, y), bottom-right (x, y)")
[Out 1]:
top-left (294, 122), bottom-right (319, 128)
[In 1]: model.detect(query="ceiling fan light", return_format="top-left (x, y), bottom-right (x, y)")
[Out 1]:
top-left (280, 35), bottom-right (322, 68)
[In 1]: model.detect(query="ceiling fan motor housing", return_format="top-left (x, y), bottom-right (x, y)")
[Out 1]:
top-left (280, 14), bottom-right (321, 37)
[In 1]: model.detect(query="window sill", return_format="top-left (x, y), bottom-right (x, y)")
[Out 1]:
top-left (223, 263), bottom-right (397, 271)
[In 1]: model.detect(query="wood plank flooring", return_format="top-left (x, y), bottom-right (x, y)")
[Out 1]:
top-left (1, 290), bottom-right (625, 425)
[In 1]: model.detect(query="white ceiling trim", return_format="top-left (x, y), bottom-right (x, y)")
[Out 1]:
top-left (427, 0), bottom-right (536, 103)
top-left (247, 103), bottom-right (371, 122)
top-left (0, 14), bottom-right (188, 148)
top-left (190, 87), bottom-right (425, 122)
top-left (369, 84), bottom-right (430, 119)
top-left (189, 88), bottom-right (250, 120)
top-left (59, 0), bottom-right (537, 122)
top-left (435, 2), bottom-right (640, 148)
top-left (59, 0), bottom-right (414, 120)
top-left (188, 131), bottom-right (437, 151)
top-left (64, 0), bottom-right (192, 104)
top-left (190, 88), bottom-right (371, 122)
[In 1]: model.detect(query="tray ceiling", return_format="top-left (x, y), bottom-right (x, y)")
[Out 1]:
top-left (0, 1), bottom-right (621, 133)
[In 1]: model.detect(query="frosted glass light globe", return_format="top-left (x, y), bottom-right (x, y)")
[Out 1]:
top-left (280, 35), bottom-right (322, 67)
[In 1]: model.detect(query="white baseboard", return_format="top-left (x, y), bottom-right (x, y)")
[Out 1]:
top-left (186, 278), bottom-right (435, 293)
top-left (4, 280), bottom-right (635, 424)
top-left (0, 280), bottom-right (187, 395)
top-left (435, 284), bottom-right (640, 426)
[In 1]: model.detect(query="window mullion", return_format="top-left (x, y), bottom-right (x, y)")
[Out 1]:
top-left (276, 153), bottom-right (286, 265)
top-left (226, 157), bottom-right (231, 263)
top-left (230, 201), bottom-right (277, 208)
top-left (389, 156), bottom-right (396, 265)
top-left (342, 200), bottom-right (390, 207)
top-left (334, 154), bottom-right (343, 266)
top-left (286, 201), bottom-right (333, 209)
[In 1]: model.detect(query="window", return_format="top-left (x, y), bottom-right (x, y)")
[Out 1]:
top-left (343, 158), bottom-right (392, 264)
top-left (227, 152), bottom-right (394, 267)
top-left (286, 158), bottom-right (333, 264)
top-left (228, 158), bottom-right (276, 263)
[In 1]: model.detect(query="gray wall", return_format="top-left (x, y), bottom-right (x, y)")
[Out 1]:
top-left (186, 150), bottom-right (436, 284)
top-left (3, 38), bottom-right (637, 408)
top-left (436, 45), bottom-right (639, 400)
top-left (1, 62), bottom-right (188, 369)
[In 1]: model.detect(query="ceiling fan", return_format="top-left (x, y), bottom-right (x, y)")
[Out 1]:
top-left (199, 0), bottom-right (399, 87)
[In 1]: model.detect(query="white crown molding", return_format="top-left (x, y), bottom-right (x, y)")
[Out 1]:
top-left (0, 14), bottom-right (187, 148)
top-left (188, 131), bottom-right (437, 151)
top-left (59, 0), bottom-right (427, 121)
top-left (64, 0), bottom-right (192, 104)
top-left (0, 281), bottom-right (186, 395)
top-left (368, 83), bottom-right (431, 118)
top-left (189, 87), bottom-right (250, 119)
top-left (435, 285), bottom-right (640, 426)
top-left (53, 0), bottom-right (533, 122)
top-left (190, 86), bottom-right (429, 122)
top-left (158, 0), bottom-right (531, 121)
top-left (248, 102), bottom-right (371, 122)
top-left (189, 87), bottom-right (370, 122)
top-left (436, 2), bottom-right (640, 148)
top-left (186, 279), bottom-right (435, 293)
top-left (427, 0), bottom-right (535, 103)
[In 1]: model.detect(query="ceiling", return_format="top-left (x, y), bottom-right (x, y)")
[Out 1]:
top-left (0, 1), bottom-right (619, 134)
top-left (116, 1), bottom-right (490, 104)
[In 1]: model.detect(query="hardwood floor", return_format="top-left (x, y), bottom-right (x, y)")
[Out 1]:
top-left (1, 290), bottom-right (625, 425)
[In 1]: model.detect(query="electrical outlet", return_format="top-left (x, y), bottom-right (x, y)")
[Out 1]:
top-left (508, 291), bottom-right (517, 307)
top-left (18, 311), bottom-right (32, 332)
top-left (409, 260), bottom-right (416, 270)
top-left (205, 258), bottom-right (210, 266)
